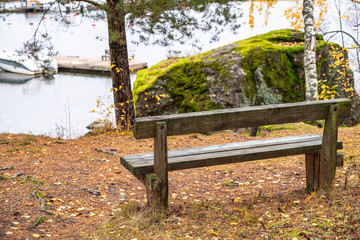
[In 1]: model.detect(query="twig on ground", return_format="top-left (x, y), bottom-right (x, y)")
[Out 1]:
top-left (11, 172), bottom-right (24, 179)
top-left (83, 187), bottom-right (101, 195)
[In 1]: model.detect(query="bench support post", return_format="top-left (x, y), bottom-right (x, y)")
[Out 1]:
top-left (305, 152), bottom-right (320, 192)
top-left (146, 122), bottom-right (168, 209)
top-left (319, 104), bottom-right (338, 191)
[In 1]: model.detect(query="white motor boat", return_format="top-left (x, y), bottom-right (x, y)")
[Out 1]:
top-left (0, 45), bottom-right (58, 75)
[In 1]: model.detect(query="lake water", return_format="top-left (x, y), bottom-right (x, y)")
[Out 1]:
top-left (0, 73), bottom-right (113, 138)
top-left (0, 1), bottom-right (359, 138)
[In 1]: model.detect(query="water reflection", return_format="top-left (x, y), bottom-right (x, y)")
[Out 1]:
top-left (0, 71), bottom-right (39, 84)
top-left (0, 72), bottom-right (113, 138)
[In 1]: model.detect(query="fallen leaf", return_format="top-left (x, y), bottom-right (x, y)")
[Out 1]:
top-left (233, 198), bottom-right (241, 204)
top-left (32, 234), bottom-right (40, 238)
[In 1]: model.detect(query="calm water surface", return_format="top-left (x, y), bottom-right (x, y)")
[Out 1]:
top-left (0, 1), bottom-right (358, 138)
top-left (0, 73), bottom-right (113, 138)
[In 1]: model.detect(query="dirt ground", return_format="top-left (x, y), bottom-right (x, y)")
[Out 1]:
top-left (0, 123), bottom-right (359, 239)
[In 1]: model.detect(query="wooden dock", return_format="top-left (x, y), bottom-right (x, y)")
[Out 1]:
top-left (54, 56), bottom-right (147, 75)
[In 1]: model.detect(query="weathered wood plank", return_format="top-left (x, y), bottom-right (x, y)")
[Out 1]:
top-left (133, 98), bottom-right (352, 139)
top-left (152, 122), bottom-right (168, 208)
top-left (336, 151), bottom-right (344, 167)
top-left (121, 138), bottom-right (342, 175)
top-left (123, 134), bottom-right (323, 161)
top-left (319, 104), bottom-right (339, 191)
top-left (305, 152), bottom-right (320, 192)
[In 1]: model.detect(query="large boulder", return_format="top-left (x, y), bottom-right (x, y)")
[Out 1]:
top-left (133, 29), bottom-right (359, 126)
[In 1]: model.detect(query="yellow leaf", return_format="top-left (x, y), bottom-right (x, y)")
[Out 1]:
top-left (278, 207), bottom-right (286, 213)
top-left (230, 222), bottom-right (238, 226)
top-left (110, 88), bottom-right (113, 92)
top-left (32, 234), bottom-right (40, 238)
top-left (131, 68), bottom-right (134, 73)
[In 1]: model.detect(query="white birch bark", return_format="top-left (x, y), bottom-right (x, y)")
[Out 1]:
top-left (303, 0), bottom-right (318, 101)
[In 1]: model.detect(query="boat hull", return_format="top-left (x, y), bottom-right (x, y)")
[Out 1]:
top-left (0, 49), bottom-right (58, 75)
top-left (0, 58), bottom-right (42, 75)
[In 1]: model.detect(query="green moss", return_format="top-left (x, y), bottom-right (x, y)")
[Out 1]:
top-left (133, 58), bottom-right (185, 109)
top-left (133, 58), bottom-right (182, 95)
top-left (233, 43), bottom-right (303, 100)
top-left (165, 60), bottom-right (220, 113)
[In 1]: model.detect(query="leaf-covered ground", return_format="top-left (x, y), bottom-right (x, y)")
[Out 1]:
top-left (0, 123), bottom-right (359, 239)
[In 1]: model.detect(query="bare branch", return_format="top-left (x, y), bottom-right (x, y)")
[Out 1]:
top-left (324, 30), bottom-right (360, 48)
top-left (71, 0), bottom-right (103, 7)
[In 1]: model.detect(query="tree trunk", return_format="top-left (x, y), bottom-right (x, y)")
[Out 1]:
top-left (106, 0), bottom-right (134, 130)
top-left (303, 0), bottom-right (318, 101)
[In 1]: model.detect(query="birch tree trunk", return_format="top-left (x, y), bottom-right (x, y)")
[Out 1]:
top-left (303, 0), bottom-right (318, 101)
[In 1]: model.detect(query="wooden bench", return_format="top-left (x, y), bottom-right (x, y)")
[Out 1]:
top-left (121, 98), bottom-right (352, 209)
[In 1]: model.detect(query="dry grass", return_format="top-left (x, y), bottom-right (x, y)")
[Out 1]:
top-left (0, 123), bottom-right (359, 239)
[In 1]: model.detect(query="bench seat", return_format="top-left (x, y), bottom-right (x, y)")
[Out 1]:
top-left (121, 134), bottom-right (343, 175)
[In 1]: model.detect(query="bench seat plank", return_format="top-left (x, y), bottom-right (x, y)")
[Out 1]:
top-left (121, 134), bottom-right (343, 175)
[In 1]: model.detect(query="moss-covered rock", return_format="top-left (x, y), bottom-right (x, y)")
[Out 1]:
top-left (133, 29), bottom-right (359, 125)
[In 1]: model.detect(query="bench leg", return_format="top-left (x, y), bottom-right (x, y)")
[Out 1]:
top-left (305, 152), bottom-right (320, 192)
top-left (136, 174), bottom-right (166, 209)
top-left (306, 151), bottom-right (344, 193)
top-left (336, 151), bottom-right (344, 167)
top-left (153, 122), bottom-right (168, 209)
top-left (145, 180), bottom-right (165, 209)
top-left (133, 122), bottom-right (169, 210)
top-left (319, 104), bottom-right (338, 191)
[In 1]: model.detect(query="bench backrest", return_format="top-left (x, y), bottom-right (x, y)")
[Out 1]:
top-left (133, 98), bottom-right (352, 139)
